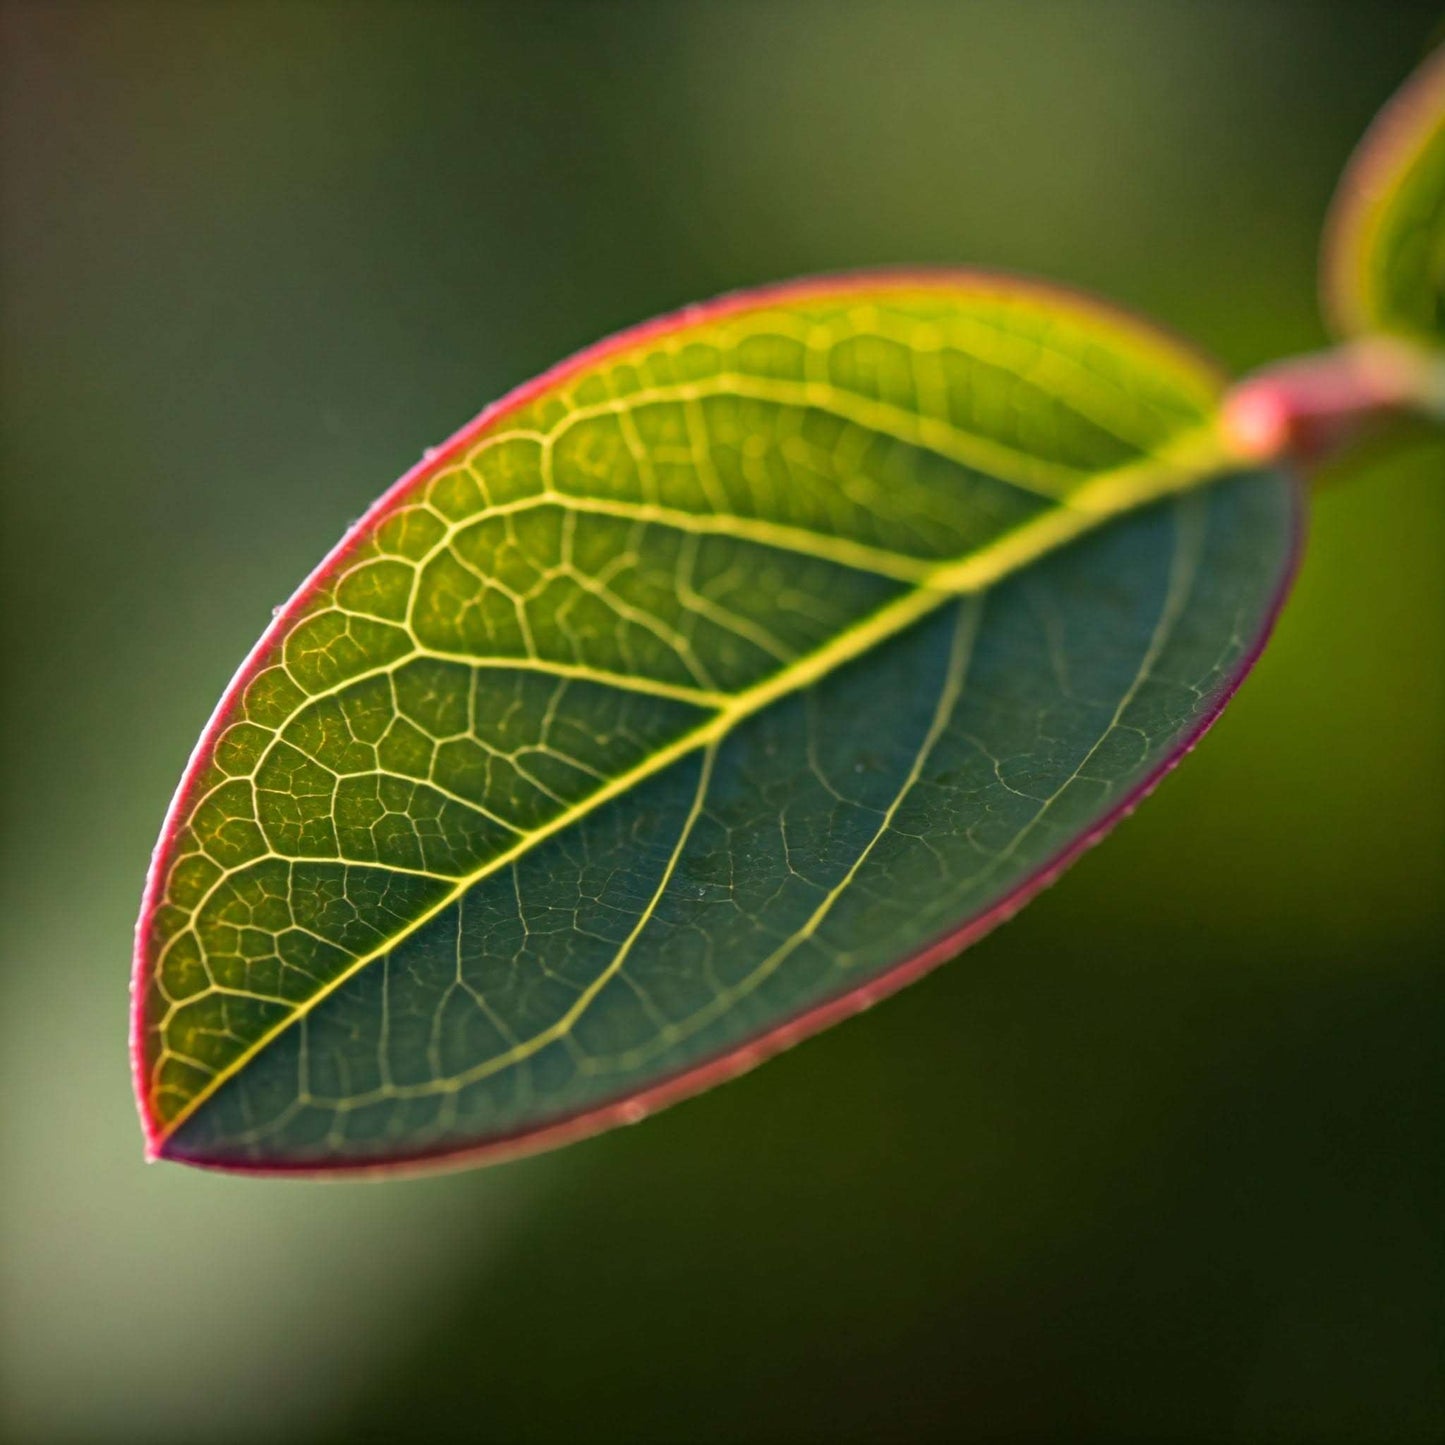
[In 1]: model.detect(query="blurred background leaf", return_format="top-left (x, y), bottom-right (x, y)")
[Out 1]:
top-left (1, 3), bottom-right (1440, 1442)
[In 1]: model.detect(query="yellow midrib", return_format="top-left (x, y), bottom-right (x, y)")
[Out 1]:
top-left (154, 420), bottom-right (1232, 1144)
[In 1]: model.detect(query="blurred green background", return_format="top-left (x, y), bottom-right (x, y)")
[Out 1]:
top-left (2, 3), bottom-right (1441, 1441)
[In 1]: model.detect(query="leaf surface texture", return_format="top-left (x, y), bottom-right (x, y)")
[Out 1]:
top-left (132, 275), bottom-right (1298, 1171)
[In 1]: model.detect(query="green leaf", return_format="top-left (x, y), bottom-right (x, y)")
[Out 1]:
top-left (1325, 47), bottom-right (1445, 344)
top-left (131, 271), bottom-right (1299, 1174)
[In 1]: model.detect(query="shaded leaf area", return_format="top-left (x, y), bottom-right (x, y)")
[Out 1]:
top-left (134, 278), bottom-right (1297, 1169)
top-left (1328, 47), bottom-right (1445, 342)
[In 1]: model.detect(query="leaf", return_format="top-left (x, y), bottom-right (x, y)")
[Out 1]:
top-left (1324, 47), bottom-right (1445, 343)
top-left (131, 271), bottom-right (1300, 1175)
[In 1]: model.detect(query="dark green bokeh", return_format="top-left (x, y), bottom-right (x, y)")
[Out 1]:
top-left (1, 3), bottom-right (1440, 1442)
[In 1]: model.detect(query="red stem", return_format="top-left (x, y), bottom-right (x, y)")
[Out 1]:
top-left (1222, 336), bottom-right (1445, 468)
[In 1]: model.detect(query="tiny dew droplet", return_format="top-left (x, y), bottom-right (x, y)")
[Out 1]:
top-left (619, 1100), bottom-right (647, 1125)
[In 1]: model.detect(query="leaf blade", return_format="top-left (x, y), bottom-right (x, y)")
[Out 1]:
top-left (1324, 47), bottom-right (1445, 343)
top-left (131, 270), bottom-right (1299, 1173)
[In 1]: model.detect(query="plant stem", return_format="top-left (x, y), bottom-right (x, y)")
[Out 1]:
top-left (1221, 336), bottom-right (1445, 467)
